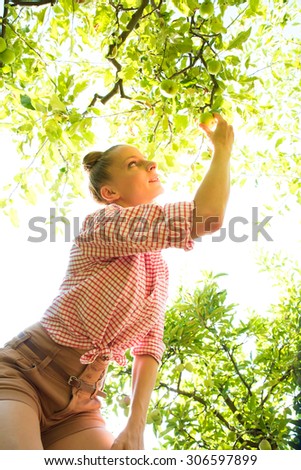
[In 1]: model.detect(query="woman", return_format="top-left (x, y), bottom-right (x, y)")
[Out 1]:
top-left (0, 114), bottom-right (234, 450)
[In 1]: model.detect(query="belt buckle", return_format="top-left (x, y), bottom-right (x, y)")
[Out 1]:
top-left (68, 376), bottom-right (81, 389)
top-left (68, 375), bottom-right (107, 399)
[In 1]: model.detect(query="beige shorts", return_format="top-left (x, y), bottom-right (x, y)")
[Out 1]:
top-left (0, 322), bottom-right (110, 448)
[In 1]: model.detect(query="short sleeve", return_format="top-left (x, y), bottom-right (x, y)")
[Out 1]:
top-left (130, 308), bottom-right (166, 364)
top-left (75, 201), bottom-right (195, 258)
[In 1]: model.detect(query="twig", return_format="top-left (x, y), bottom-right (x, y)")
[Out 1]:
top-left (261, 366), bottom-right (293, 407)
top-left (221, 342), bottom-right (253, 397)
top-left (142, 0), bottom-right (163, 19)
top-left (225, 4), bottom-right (249, 30)
top-left (89, 0), bottom-right (150, 109)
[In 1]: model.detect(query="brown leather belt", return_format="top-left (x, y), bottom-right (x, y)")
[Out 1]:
top-left (16, 333), bottom-right (107, 399)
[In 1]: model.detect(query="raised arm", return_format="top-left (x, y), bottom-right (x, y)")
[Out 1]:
top-left (192, 113), bottom-right (234, 239)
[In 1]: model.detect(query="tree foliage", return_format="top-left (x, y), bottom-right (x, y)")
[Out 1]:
top-left (0, 0), bottom-right (300, 221)
top-left (104, 270), bottom-right (301, 450)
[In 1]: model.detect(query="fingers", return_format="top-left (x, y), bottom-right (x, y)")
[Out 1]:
top-left (199, 112), bottom-right (234, 152)
top-left (212, 112), bottom-right (224, 122)
top-left (199, 112), bottom-right (231, 134)
top-left (199, 122), bottom-right (213, 135)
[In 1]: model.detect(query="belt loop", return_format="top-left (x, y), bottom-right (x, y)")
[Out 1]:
top-left (92, 379), bottom-right (107, 399)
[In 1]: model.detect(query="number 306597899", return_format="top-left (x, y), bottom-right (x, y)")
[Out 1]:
top-left (186, 454), bottom-right (258, 466)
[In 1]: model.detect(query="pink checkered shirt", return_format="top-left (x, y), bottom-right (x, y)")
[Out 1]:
top-left (41, 201), bottom-right (195, 365)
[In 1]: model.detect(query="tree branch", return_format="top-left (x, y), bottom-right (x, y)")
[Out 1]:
top-left (159, 382), bottom-right (234, 431)
top-left (142, 0), bottom-right (163, 19)
top-left (89, 0), bottom-right (150, 109)
top-left (198, 46), bottom-right (219, 108)
top-left (261, 366), bottom-right (293, 407)
top-left (221, 342), bottom-right (253, 397)
top-left (168, 46), bottom-right (204, 80)
top-left (87, 79), bottom-right (153, 109)
top-left (88, 81), bottom-right (120, 107)
top-left (119, 0), bottom-right (149, 46)
top-left (107, 0), bottom-right (150, 58)
top-left (158, 382), bottom-right (258, 448)
top-left (0, 0), bottom-right (9, 38)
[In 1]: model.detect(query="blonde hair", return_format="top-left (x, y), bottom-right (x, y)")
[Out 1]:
top-left (82, 145), bottom-right (121, 203)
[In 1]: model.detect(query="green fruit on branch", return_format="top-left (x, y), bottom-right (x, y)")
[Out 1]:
top-left (0, 49), bottom-right (16, 65)
top-left (200, 0), bottom-right (214, 19)
top-left (146, 413), bottom-right (153, 424)
top-left (1, 65), bottom-right (11, 73)
top-left (259, 439), bottom-right (272, 450)
top-left (118, 394), bottom-right (131, 408)
top-left (228, 431), bottom-right (237, 441)
top-left (0, 38), bottom-right (7, 53)
top-left (150, 409), bottom-right (162, 424)
top-left (174, 364), bottom-right (185, 373)
top-left (201, 151), bottom-right (212, 160)
top-left (200, 111), bottom-right (216, 129)
top-left (203, 378), bottom-right (214, 387)
top-left (207, 59), bottom-right (222, 75)
top-left (160, 79), bottom-right (178, 97)
top-left (185, 362), bottom-right (194, 372)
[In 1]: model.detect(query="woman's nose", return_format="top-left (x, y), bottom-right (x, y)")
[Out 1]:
top-left (146, 161), bottom-right (157, 171)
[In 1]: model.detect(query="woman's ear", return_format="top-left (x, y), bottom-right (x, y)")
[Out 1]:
top-left (100, 185), bottom-right (120, 203)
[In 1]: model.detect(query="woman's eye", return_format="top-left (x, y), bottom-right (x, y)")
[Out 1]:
top-left (128, 161), bottom-right (137, 168)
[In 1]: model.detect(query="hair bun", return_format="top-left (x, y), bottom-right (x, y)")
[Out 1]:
top-left (82, 151), bottom-right (103, 171)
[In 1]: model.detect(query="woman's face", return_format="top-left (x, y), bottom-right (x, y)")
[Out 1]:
top-left (100, 145), bottom-right (164, 207)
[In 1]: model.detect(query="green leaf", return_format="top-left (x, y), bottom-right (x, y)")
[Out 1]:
top-left (171, 0), bottom-right (193, 16)
top-left (25, 189), bottom-right (37, 205)
top-left (8, 207), bottom-right (19, 227)
top-left (30, 99), bottom-right (47, 113)
top-left (20, 94), bottom-right (35, 111)
top-left (44, 119), bottom-right (63, 142)
top-left (61, 131), bottom-right (78, 152)
top-left (174, 114), bottom-right (189, 131)
top-left (118, 65), bottom-right (138, 81)
top-left (228, 27), bottom-right (252, 50)
top-left (73, 80), bottom-right (89, 97)
top-left (275, 137), bottom-right (285, 148)
top-left (0, 199), bottom-right (7, 209)
top-left (250, 0), bottom-right (260, 12)
top-left (50, 94), bottom-right (67, 113)
top-left (165, 154), bottom-right (175, 167)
